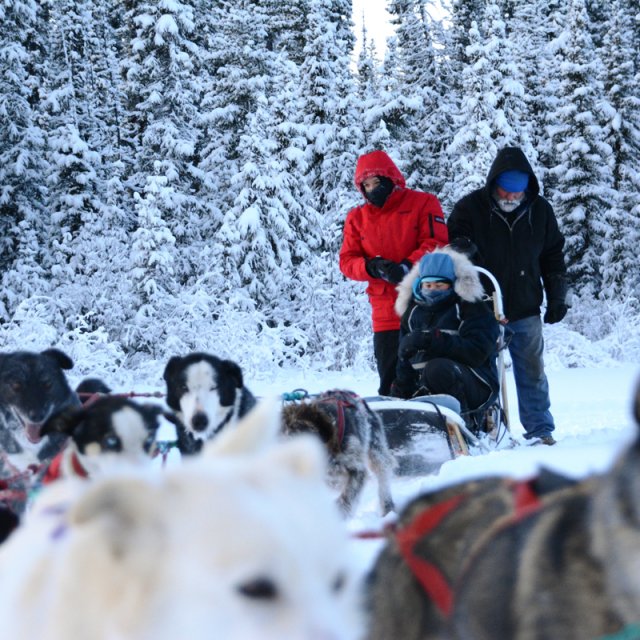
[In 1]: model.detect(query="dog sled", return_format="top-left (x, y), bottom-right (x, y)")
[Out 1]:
top-left (366, 267), bottom-right (514, 474)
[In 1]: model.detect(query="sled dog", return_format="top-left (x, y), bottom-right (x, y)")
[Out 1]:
top-left (163, 352), bottom-right (257, 454)
top-left (365, 469), bottom-right (575, 640)
top-left (39, 396), bottom-right (179, 481)
top-left (0, 400), bottom-right (364, 640)
top-left (447, 377), bottom-right (640, 640)
top-left (281, 389), bottom-right (396, 516)
top-left (0, 348), bottom-right (81, 518)
top-left (0, 349), bottom-right (79, 470)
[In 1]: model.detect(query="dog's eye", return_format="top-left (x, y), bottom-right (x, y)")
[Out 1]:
top-left (179, 383), bottom-right (188, 393)
top-left (10, 382), bottom-right (22, 393)
top-left (237, 577), bottom-right (278, 601)
top-left (332, 572), bottom-right (346, 593)
top-left (102, 435), bottom-right (121, 451)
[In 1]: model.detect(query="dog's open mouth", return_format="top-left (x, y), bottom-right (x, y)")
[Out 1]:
top-left (11, 407), bottom-right (46, 444)
top-left (25, 422), bottom-right (44, 444)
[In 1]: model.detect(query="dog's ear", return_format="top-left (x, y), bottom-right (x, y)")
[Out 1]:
top-left (69, 477), bottom-right (160, 559)
top-left (221, 359), bottom-right (244, 388)
top-left (163, 356), bottom-right (184, 382)
top-left (40, 406), bottom-right (85, 437)
top-left (41, 348), bottom-right (74, 370)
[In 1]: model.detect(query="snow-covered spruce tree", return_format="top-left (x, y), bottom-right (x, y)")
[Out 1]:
top-left (299, 0), bottom-right (361, 226)
top-left (584, 0), bottom-right (609, 49)
top-left (598, 0), bottom-right (640, 300)
top-left (444, 0), bottom-right (540, 211)
top-left (447, 0), bottom-right (486, 69)
top-left (504, 0), bottom-right (565, 190)
top-left (356, 18), bottom-right (393, 151)
top-left (373, 36), bottom-right (408, 149)
top-left (39, 0), bottom-right (117, 336)
top-left (119, 0), bottom-right (203, 290)
top-left (126, 170), bottom-right (177, 359)
top-left (0, 0), bottom-right (51, 321)
top-left (282, 0), bottom-right (374, 368)
top-left (545, 0), bottom-right (615, 296)
top-left (382, 0), bottom-right (448, 196)
top-left (198, 7), bottom-right (294, 303)
top-left (442, 14), bottom-right (500, 206)
top-left (507, 0), bottom-right (564, 188)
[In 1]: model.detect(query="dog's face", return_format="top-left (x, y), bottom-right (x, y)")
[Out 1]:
top-left (0, 401), bottom-right (364, 640)
top-left (0, 349), bottom-right (78, 454)
top-left (163, 353), bottom-right (244, 441)
top-left (41, 396), bottom-right (172, 476)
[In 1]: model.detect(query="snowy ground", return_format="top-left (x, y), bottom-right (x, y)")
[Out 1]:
top-left (250, 361), bottom-right (640, 578)
top-left (64, 357), bottom-right (640, 581)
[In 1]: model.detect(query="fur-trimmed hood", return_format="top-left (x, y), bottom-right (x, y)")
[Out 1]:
top-left (395, 247), bottom-right (484, 317)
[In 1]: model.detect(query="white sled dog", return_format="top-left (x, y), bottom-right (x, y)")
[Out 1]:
top-left (0, 400), bottom-right (364, 640)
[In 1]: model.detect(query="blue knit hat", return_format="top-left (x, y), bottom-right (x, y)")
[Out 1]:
top-left (495, 170), bottom-right (529, 192)
top-left (418, 252), bottom-right (456, 283)
top-left (412, 252), bottom-right (456, 300)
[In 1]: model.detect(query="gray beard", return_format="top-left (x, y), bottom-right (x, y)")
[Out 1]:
top-left (496, 198), bottom-right (523, 213)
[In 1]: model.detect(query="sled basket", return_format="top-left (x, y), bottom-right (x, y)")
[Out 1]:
top-left (365, 394), bottom-right (470, 475)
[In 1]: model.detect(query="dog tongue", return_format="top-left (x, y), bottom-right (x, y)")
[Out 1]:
top-left (25, 422), bottom-right (43, 444)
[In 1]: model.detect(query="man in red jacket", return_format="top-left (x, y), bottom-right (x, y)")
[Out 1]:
top-left (339, 150), bottom-right (449, 395)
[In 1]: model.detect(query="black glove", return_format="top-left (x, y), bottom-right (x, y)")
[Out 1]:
top-left (544, 301), bottom-right (568, 324)
top-left (365, 258), bottom-right (409, 284)
top-left (389, 379), bottom-right (416, 399)
top-left (448, 236), bottom-right (478, 259)
top-left (399, 331), bottom-right (432, 360)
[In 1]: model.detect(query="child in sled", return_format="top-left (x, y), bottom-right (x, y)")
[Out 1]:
top-left (390, 248), bottom-right (500, 420)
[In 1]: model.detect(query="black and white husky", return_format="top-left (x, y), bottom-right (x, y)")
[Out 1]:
top-left (39, 396), bottom-right (179, 480)
top-left (163, 352), bottom-right (257, 454)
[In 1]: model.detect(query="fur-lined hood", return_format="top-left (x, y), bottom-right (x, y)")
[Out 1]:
top-left (395, 247), bottom-right (484, 317)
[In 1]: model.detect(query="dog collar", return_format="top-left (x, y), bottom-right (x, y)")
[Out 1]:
top-left (212, 407), bottom-right (235, 436)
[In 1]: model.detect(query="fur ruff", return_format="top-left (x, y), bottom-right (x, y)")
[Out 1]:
top-left (395, 247), bottom-right (484, 317)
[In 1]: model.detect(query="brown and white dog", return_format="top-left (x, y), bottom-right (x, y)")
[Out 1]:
top-left (365, 469), bottom-right (576, 640)
top-left (282, 389), bottom-right (396, 516)
top-left (446, 377), bottom-right (640, 640)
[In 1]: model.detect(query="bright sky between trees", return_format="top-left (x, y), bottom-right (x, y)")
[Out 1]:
top-left (351, 0), bottom-right (395, 59)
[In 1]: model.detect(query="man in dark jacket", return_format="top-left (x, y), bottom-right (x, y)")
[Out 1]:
top-left (447, 147), bottom-right (568, 445)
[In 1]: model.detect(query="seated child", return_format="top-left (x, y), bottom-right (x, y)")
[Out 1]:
top-left (390, 248), bottom-right (499, 418)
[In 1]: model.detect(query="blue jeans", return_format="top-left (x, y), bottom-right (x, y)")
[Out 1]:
top-left (506, 316), bottom-right (555, 439)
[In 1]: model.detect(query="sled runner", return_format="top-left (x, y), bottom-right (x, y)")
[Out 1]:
top-left (367, 266), bottom-right (514, 473)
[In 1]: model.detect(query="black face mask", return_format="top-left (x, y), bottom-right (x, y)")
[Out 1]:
top-left (363, 177), bottom-right (394, 208)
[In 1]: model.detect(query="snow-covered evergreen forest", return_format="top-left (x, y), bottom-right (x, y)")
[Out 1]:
top-left (1, 0), bottom-right (639, 381)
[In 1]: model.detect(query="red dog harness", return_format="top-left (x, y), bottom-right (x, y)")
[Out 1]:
top-left (395, 478), bottom-right (543, 617)
top-left (315, 390), bottom-right (360, 446)
top-left (42, 451), bottom-right (89, 484)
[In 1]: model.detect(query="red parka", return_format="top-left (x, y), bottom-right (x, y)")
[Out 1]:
top-left (339, 151), bottom-right (449, 332)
